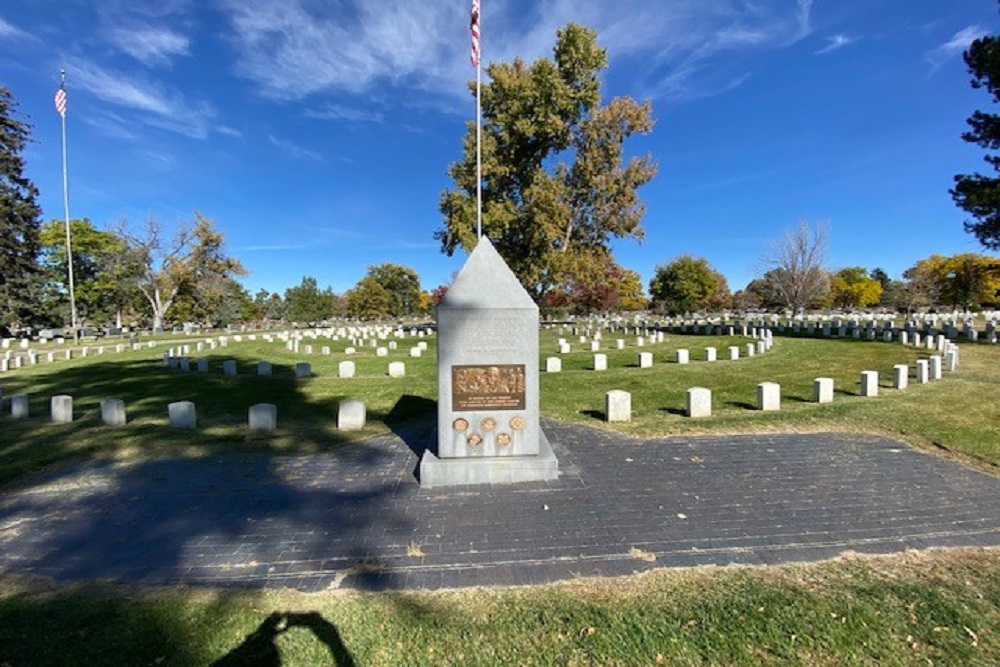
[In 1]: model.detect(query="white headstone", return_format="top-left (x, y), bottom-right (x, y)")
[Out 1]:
top-left (638, 352), bottom-right (653, 368)
top-left (593, 353), bottom-right (607, 371)
top-left (757, 382), bottom-right (780, 411)
top-left (916, 359), bottom-right (930, 384)
top-left (101, 398), bottom-right (127, 426)
top-left (168, 401), bottom-right (197, 429)
top-left (388, 361), bottom-right (406, 378)
top-left (338, 399), bottom-right (366, 430)
top-left (545, 357), bottom-right (562, 373)
top-left (860, 370), bottom-right (879, 397)
top-left (929, 355), bottom-right (942, 380)
top-left (257, 361), bottom-right (272, 377)
top-left (605, 390), bottom-right (632, 422)
top-left (248, 403), bottom-right (277, 431)
top-left (814, 377), bottom-right (834, 403)
top-left (728, 346), bottom-right (740, 360)
top-left (676, 349), bottom-right (689, 364)
top-left (295, 362), bottom-right (312, 378)
top-left (686, 387), bottom-right (712, 418)
top-left (893, 364), bottom-right (909, 390)
top-left (11, 393), bottom-right (29, 419)
top-left (223, 360), bottom-right (237, 376)
top-left (51, 395), bottom-right (73, 423)
top-left (339, 361), bottom-right (356, 378)
top-left (705, 347), bottom-right (717, 362)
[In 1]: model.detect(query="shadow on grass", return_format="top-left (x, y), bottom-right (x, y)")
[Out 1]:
top-left (725, 401), bottom-right (756, 410)
top-left (212, 611), bottom-right (356, 667)
top-left (581, 409), bottom-right (605, 421)
top-left (660, 407), bottom-right (687, 417)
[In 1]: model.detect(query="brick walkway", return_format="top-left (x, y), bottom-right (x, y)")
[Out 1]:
top-left (1, 420), bottom-right (997, 591)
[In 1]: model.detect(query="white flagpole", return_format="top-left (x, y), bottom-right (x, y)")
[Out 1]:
top-left (475, 4), bottom-right (483, 239)
top-left (58, 69), bottom-right (79, 344)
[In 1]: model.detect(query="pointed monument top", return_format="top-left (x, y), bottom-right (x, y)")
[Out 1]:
top-left (440, 236), bottom-right (537, 310)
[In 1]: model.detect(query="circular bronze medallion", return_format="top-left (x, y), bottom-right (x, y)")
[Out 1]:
top-left (481, 417), bottom-right (497, 431)
top-left (496, 433), bottom-right (512, 446)
top-left (509, 416), bottom-right (526, 431)
top-left (467, 433), bottom-right (483, 448)
top-left (453, 418), bottom-right (469, 432)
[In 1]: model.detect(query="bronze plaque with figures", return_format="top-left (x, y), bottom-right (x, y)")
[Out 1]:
top-left (452, 364), bottom-right (526, 411)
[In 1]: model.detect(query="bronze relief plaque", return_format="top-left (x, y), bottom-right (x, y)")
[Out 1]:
top-left (452, 364), bottom-right (526, 411)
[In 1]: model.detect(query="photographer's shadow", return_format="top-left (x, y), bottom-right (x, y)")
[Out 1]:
top-left (211, 611), bottom-right (355, 667)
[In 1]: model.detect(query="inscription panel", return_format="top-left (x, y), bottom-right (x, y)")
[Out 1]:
top-left (452, 364), bottom-right (525, 411)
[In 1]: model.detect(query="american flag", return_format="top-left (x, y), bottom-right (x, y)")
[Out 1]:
top-left (470, 0), bottom-right (480, 67)
top-left (54, 84), bottom-right (67, 118)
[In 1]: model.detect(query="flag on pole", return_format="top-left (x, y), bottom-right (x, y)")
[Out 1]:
top-left (470, 0), bottom-right (480, 67)
top-left (54, 83), bottom-right (67, 118)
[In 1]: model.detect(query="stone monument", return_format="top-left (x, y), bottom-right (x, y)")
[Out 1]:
top-left (420, 237), bottom-right (559, 487)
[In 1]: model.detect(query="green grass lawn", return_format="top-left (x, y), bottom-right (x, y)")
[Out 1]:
top-left (1, 326), bottom-right (999, 665)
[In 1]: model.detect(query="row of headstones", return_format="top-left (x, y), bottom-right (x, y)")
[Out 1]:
top-left (604, 349), bottom-right (957, 421)
top-left (165, 356), bottom-right (410, 379)
top-left (278, 340), bottom-right (429, 357)
top-left (1, 394), bottom-right (370, 431)
top-left (0, 341), bottom-right (159, 373)
top-left (557, 314), bottom-right (998, 345)
top-left (546, 341), bottom-right (773, 373)
top-left (165, 356), bottom-right (314, 378)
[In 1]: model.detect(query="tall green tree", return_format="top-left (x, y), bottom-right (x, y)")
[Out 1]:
top-left (38, 218), bottom-right (137, 326)
top-left (365, 263), bottom-right (421, 317)
top-left (283, 276), bottom-right (339, 323)
top-left (0, 86), bottom-right (43, 334)
top-left (345, 276), bottom-right (391, 320)
top-left (952, 23), bottom-right (1000, 249)
top-left (254, 289), bottom-right (286, 321)
top-left (119, 212), bottom-right (246, 330)
top-left (649, 256), bottom-right (730, 315)
top-left (437, 23), bottom-right (656, 302)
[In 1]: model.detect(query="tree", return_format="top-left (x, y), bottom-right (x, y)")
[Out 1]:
top-left (649, 256), bottom-right (730, 315)
top-left (344, 276), bottom-right (391, 320)
top-left (758, 221), bottom-right (830, 312)
top-left (38, 218), bottom-right (138, 326)
top-left (830, 267), bottom-right (882, 309)
top-left (283, 276), bottom-right (339, 324)
top-left (254, 289), bottom-right (286, 321)
top-left (119, 212), bottom-right (246, 330)
top-left (0, 86), bottom-right (43, 334)
top-left (436, 23), bottom-right (657, 302)
top-left (365, 263), bottom-right (421, 317)
top-left (905, 253), bottom-right (1000, 310)
top-left (951, 25), bottom-right (1000, 249)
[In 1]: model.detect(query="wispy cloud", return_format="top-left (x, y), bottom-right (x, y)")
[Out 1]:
top-left (107, 25), bottom-right (190, 66)
top-left (216, 125), bottom-right (243, 138)
top-left (0, 15), bottom-right (33, 40)
top-left (220, 0), bottom-right (817, 105)
top-left (267, 134), bottom-right (322, 161)
top-left (815, 34), bottom-right (857, 55)
top-left (67, 57), bottom-right (216, 138)
top-left (926, 25), bottom-right (986, 70)
top-left (304, 104), bottom-right (385, 124)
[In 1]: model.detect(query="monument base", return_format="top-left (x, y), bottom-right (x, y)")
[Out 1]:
top-left (419, 429), bottom-right (559, 488)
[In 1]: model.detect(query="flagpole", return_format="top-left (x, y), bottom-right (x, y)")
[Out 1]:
top-left (471, 0), bottom-right (483, 240)
top-left (476, 44), bottom-right (482, 240)
top-left (58, 69), bottom-right (79, 344)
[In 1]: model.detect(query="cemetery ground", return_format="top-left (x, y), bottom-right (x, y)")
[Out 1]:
top-left (1, 329), bottom-right (999, 665)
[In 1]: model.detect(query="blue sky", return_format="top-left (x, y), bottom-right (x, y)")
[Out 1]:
top-left (2, 0), bottom-right (998, 297)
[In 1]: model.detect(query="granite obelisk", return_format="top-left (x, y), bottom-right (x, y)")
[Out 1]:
top-left (420, 236), bottom-right (558, 487)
